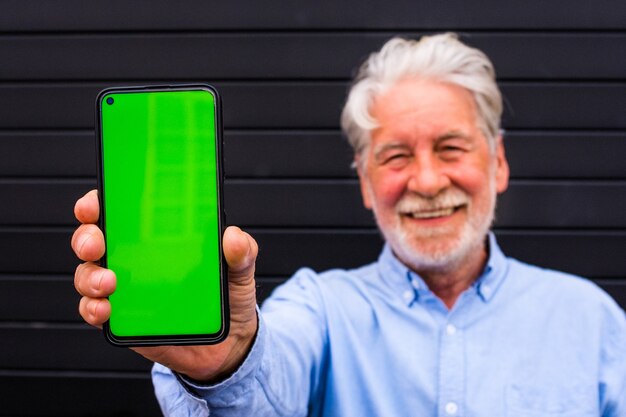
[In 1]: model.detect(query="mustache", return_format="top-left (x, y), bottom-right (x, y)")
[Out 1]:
top-left (396, 188), bottom-right (470, 213)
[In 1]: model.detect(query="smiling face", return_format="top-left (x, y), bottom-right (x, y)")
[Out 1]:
top-left (357, 78), bottom-right (509, 274)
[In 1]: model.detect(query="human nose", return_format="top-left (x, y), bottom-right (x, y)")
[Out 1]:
top-left (406, 153), bottom-right (450, 197)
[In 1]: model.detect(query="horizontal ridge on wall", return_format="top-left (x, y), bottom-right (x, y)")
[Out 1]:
top-left (0, 83), bottom-right (624, 129)
top-left (1, 274), bottom-right (624, 323)
top-left (0, 229), bottom-right (624, 278)
top-left (1, 180), bottom-right (625, 228)
top-left (0, 33), bottom-right (624, 80)
top-left (0, 373), bottom-right (160, 416)
top-left (1, 0), bottom-right (625, 31)
top-left (1, 130), bottom-right (625, 179)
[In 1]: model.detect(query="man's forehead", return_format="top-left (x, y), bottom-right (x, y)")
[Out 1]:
top-left (371, 80), bottom-right (477, 123)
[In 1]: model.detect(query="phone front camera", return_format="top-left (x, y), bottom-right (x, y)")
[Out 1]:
top-left (106, 97), bottom-right (114, 105)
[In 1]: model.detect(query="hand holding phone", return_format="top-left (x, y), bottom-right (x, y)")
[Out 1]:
top-left (72, 190), bottom-right (259, 381)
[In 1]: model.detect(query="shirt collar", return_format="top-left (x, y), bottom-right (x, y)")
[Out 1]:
top-left (377, 232), bottom-right (508, 307)
top-left (472, 232), bottom-right (508, 303)
top-left (377, 244), bottom-right (420, 306)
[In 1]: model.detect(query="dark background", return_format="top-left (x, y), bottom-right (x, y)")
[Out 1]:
top-left (0, 1), bottom-right (625, 415)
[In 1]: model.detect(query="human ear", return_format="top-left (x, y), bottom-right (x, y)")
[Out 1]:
top-left (355, 155), bottom-right (373, 210)
top-left (494, 135), bottom-right (510, 194)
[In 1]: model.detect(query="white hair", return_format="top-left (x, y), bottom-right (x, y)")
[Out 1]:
top-left (341, 33), bottom-right (502, 159)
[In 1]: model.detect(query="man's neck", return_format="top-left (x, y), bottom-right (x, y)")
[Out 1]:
top-left (413, 244), bottom-right (489, 310)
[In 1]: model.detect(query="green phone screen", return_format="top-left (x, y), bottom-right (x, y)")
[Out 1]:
top-left (98, 86), bottom-right (226, 344)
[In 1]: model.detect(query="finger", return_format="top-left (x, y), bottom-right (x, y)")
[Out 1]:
top-left (71, 223), bottom-right (105, 261)
top-left (74, 262), bottom-right (116, 298)
top-left (74, 189), bottom-right (99, 224)
top-left (223, 226), bottom-right (258, 284)
top-left (78, 296), bottom-right (111, 328)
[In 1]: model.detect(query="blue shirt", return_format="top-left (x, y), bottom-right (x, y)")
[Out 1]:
top-left (153, 234), bottom-right (626, 416)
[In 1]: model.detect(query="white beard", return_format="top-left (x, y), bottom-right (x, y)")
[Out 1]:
top-left (369, 181), bottom-right (496, 274)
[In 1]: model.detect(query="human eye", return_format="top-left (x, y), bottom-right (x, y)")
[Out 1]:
top-left (376, 148), bottom-right (411, 167)
top-left (437, 138), bottom-right (469, 159)
top-left (385, 151), bottom-right (410, 163)
top-left (441, 144), bottom-right (464, 153)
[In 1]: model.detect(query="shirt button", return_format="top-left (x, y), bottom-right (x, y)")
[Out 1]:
top-left (446, 324), bottom-right (457, 335)
top-left (403, 290), bottom-right (413, 302)
top-left (481, 284), bottom-right (492, 297)
top-left (445, 402), bottom-right (458, 415)
top-left (411, 279), bottom-right (420, 289)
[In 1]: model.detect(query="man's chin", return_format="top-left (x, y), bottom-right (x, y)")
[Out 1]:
top-left (403, 230), bottom-right (464, 255)
top-left (388, 229), bottom-right (484, 272)
top-left (391, 238), bottom-right (463, 270)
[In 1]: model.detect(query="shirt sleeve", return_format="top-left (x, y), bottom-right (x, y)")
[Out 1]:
top-left (152, 268), bottom-right (329, 417)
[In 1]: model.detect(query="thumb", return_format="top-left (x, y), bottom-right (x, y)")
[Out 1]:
top-left (223, 226), bottom-right (258, 285)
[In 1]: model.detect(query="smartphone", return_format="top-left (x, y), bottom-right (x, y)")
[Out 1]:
top-left (96, 84), bottom-right (228, 346)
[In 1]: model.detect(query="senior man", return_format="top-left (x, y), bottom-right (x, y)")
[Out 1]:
top-left (73, 33), bottom-right (626, 416)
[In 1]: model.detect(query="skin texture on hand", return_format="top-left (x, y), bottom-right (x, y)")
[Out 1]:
top-left (72, 190), bottom-right (259, 382)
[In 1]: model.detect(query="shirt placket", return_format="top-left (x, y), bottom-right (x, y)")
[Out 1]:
top-left (438, 318), bottom-right (464, 417)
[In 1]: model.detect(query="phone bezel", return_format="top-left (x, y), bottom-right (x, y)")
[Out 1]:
top-left (95, 84), bottom-right (229, 347)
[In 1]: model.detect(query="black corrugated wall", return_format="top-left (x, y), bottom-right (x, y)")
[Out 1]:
top-left (0, 1), bottom-right (624, 415)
